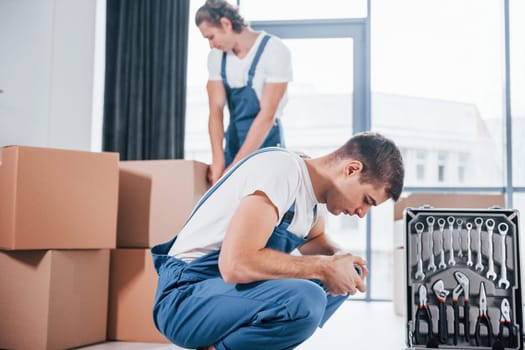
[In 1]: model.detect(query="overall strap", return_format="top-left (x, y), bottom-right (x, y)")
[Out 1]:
top-left (279, 202), bottom-right (318, 228)
top-left (220, 52), bottom-right (230, 88)
top-left (182, 147), bottom-right (288, 227)
top-left (247, 35), bottom-right (271, 87)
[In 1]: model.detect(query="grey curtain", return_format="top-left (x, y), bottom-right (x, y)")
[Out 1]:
top-left (103, 0), bottom-right (190, 160)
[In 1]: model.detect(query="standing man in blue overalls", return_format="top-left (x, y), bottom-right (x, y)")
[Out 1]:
top-left (152, 132), bottom-right (405, 350)
top-left (195, 0), bottom-right (293, 184)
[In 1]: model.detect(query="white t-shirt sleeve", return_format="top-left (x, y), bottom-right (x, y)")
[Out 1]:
top-left (262, 37), bottom-right (293, 83)
top-left (237, 152), bottom-right (300, 221)
top-left (207, 49), bottom-right (223, 81)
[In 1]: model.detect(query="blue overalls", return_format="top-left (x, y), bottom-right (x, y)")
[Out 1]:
top-left (151, 148), bottom-right (347, 350)
top-left (222, 35), bottom-right (285, 167)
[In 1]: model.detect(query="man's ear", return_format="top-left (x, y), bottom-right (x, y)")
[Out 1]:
top-left (345, 160), bottom-right (363, 176)
top-left (220, 17), bottom-right (232, 30)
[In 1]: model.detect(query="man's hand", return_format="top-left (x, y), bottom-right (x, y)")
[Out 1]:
top-left (208, 162), bottom-right (225, 185)
top-left (321, 253), bottom-right (368, 296)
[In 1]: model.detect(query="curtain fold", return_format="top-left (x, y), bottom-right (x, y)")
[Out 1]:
top-left (103, 0), bottom-right (189, 160)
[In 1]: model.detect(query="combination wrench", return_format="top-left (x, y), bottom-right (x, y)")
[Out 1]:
top-left (456, 219), bottom-right (463, 258)
top-left (447, 216), bottom-right (456, 266)
top-left (438, 218), bottom-right (447, 269)
top-left (414, 222), bottom-right (425, 280)
top-left (426, 216), bottom-right (436, 272)
top-left (475, 217), bottom-right (484, 272)
top-left (466, 222), bottom-right (473, 266)
top-left (486, 219), bottom-right (497, 280)
top-left (498, 223), bottom-right (510, 289)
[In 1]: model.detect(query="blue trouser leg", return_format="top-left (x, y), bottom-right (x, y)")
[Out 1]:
top-left (154, 274), bottom-right (346, 350)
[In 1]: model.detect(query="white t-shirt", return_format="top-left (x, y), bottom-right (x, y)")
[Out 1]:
top-left (168, 149), bottom-right (318, 262)
top-left (207, 31), bottom-right (293, 119)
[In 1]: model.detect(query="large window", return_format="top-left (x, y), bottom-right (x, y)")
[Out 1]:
top-left (280, 38), bottom-right (354, 157)
top-left (371, 0), bottom-right (506, 189)
top-left (184, 0), bottom-right (521, 302)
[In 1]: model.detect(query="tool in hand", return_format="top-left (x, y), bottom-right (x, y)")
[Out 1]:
top-left (354, 264), bottom-right (363, 277)
top-left (475, 217), bottom-right (484, 272)
top-left (447, 216), bottom-right (456, 266)
top-left (438, 218), bottom-right (447, 270)
top-left (452, 271), bottom-right (470, 345)
top-left (497, 223), bottom-right (510, 289)
top-left (414, 222), bottom-right (425, 280)
top-left (466, 222), bottom-right (474, 266)
top-left (498, 298), bottom-right (517, 347)
top-left (475, 281), bottom-right (493, 346)
top-left (457, 219), bottom-right (463, 258)
top-left (426, 216), bottom-right (437, 272)
top-left (415, 284), bottom-right (433, 345)
top-left (432, 279), bottom-right (450, 344)
top-left (486, 219), bottom-right (497, 281)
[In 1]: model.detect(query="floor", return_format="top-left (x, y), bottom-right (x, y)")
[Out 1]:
top-left (79, 301), bottom-right (406, 349)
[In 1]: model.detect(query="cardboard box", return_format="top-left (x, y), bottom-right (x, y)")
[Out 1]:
top-left (117, 160), bottom-right (209, 248)
top-left (0, 145), bottom-right (119, 250)
top-left (392, 193), bottom-right (505, 316)
top-left (107, 248), bottom-right (169, 343)
top-left (0, 249), bottom-right (110, 350)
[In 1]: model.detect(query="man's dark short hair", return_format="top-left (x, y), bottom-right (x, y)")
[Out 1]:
top-left (334, 132), bottom-right (405, 201)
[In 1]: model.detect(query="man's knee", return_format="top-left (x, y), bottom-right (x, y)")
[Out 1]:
top-left (282, 279), bottom-right (327, 326)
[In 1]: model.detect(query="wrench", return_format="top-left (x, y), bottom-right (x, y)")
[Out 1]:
top-left (426, 216), bottom-right (436, 272)
top-left (498, 223), bottom-right (510, 289)
top-left (466, 222), bottom-right (473, 266)
top-left (474, 217), bottom-right (484, 272)
top-left (456, 219), bottom-right (463, 257)
top-left (414, 222), bottom-right (425, 280)
top-left (447, 216), bottom-right (456, 266)
top-left (438, 218), bottom-right (447, 269)
top-left (486, 219), bottom-right (497, 281)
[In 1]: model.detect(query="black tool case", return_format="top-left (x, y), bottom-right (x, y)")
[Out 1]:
top-left (405, 207), bottom-right (524, 349)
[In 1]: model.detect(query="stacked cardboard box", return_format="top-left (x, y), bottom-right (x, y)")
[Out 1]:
top-left (108, 160), bottom-right (209, 342)
top-left (0, 145), bottom-right (119, 350)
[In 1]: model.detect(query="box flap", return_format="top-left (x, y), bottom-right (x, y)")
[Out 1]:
top-left (394, 193), bottom-right (505, 221)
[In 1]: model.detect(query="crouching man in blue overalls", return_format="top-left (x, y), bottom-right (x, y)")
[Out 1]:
top-left (151, 132), bottom-right (405, 350)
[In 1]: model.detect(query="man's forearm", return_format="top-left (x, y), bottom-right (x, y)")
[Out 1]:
top-left (219, 247), bottom-right (329, 284)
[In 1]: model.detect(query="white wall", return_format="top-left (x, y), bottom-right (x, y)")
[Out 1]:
top-left (0, 0), bottom-right (105, 152)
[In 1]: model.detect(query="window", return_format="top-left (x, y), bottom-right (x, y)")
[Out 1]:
top-left (458, 152), bottom-right (468, 183)
top-left (184, 0), bottom-right (520, 302)
top-left (415, 150), bottom-right (426, 182)
top-left (371, 0), bottom-right (506, 188)
top-left (437, 151), bottom-right (448, 183)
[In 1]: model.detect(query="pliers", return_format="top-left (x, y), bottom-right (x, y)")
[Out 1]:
top-left (498, 298), bottom-right (517, 347)
top-left (452, 271), bottom-right (470, 345)
top-left (475, 282), bottom-right (493, 346)
top-left (432, 280), bottom-right (449, 344)
top-left (415, 285), bottom-right (433, 344)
